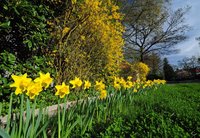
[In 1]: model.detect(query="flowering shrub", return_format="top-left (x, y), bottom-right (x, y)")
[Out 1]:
top-left (48, 0), bottom-right (124, 83)
top-left (120, 61), bottom-right (150, 81)
top-left (132, 62), bottom-right (150, 81)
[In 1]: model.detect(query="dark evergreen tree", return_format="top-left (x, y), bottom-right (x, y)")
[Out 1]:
top-left (163, 58), bottom-right (175, 81)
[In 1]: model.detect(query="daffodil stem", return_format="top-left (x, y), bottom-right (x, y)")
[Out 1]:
top-left (58, 99), bottom-right (61, 138)
top-left (30, 97), bottom-right (37, 138)
top-left (61, 96), bottom-right (67, 128)
top-left (18, 94), bottom-right (24, 138)
top-left (5, 93), bottom-right (13, 133)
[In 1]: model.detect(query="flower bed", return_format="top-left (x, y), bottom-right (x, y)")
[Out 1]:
top-left (0, 72), bottom-right (166, 137)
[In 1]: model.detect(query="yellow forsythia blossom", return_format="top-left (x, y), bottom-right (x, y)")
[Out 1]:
top-left (55, 82), bottom-right (70, 98)
top-left (26, 82), bottom-right (43, 99)
top-left (100, 89), bottom-right (107, 100)
top-left (111, 5), bottom-right (119, 12)
top-left (81, 0), bottom-right (124, 76)
top-left (10, 73), bottom-right (32, 95)
top-left (72, 0), bottom-right (77, 5)
top-left (133, 62), bottom-right (150, 81)
top-left (84, 80), bottom-right (91, 90)
top-left (62, 27), bottom-right (70, 36)
top-left (34, 72), bottom-right (53, 89)
top-left (69, 77), bottom-right (83, 89)
top-left (81, 35), bottom-right (86, 41)
top-left (127, 76), bottom-right (132, 81)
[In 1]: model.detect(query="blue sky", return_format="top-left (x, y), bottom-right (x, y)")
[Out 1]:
top-left (166, 0), bottom-right (200, 65)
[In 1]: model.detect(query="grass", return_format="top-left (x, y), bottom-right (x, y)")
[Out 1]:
top-left (125, 83), bottom-right (200, 137)
top-left (69, 83), bottom-right (200, 137)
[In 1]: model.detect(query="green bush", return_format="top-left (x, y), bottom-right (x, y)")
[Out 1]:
top-left (0, 0), bottom-right (56, 103)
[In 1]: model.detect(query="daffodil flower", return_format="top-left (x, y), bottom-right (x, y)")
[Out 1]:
top-left (10, 73), bottom-right (32, 95)
top-left (69, 77), bottom-right (83, 89)
top-left (100, 89), bottom-right (107, 100)
top-left (84, 80), bottom-right (91, 90)
top-left (26, 82), bottom-right (43, 99)
top-left (34, 72), bottom-right (53, 89)
top-left (95, 81), bottom-right (106, 91)
top-left (55, 82), bottom-right (70, 98)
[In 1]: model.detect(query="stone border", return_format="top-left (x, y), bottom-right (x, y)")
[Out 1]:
top-left (0, 97), bottom-right (97, 127)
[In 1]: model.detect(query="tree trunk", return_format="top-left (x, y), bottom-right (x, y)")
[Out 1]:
top-left (140, 53), bottom-right (144, 62)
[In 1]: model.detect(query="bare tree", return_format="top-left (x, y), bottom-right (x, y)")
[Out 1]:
top-left (195, 37), bottom-right (200, 63)
top-left (178, 56), bottom-right (199, 70)
top-left (122, 0), bottom-right (190, 62)
top-left (196, 37), bottom-right (200, 46)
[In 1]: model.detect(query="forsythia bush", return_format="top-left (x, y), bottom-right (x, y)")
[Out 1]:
top-left (81, 0), bottom-right (124, 76)
top-left (47, 0), bottom-right (124, 83)
top-left (120, 61), bottom-right (150, 81)
top-left (132, 62), bottom-right (150, 81)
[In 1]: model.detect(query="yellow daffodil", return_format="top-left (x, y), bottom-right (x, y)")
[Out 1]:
top-left (55, 82), bottom-right (70, 98)
top-left (84, 80), bottom-right (91, 90)
top-left (95, 81), bottom-right (106, 91)
top-left (69, 77), bottom-right (83, 89)
top-left (160, 80), bottom-right (166, 84)
top-left (113, 82), bottom-right (121, 90)
top-left (143, 84), bottom-right (147, 89)
top-left (146, 80), bottom-right (152, 87)
top-left (100, 89), bottom-right (107, 100)
top-left (133, 88), bottom-right (138, 93)
top-left (136, 78), bottom-right (141, 83)
top-left (136, 84), bottom-right (140, 89)
top-left (120, 78), bottom-right (128, 88)
top-left (34, 72), bottom-right (53, 89)
top-left (10, 73), bottom-right (32, 95)
top-left (26, 82), bottom-right (42, 99)
top-left (114, 77), bottom-right (121, 83)
top-left (126, 81), bottom-right (133, 89)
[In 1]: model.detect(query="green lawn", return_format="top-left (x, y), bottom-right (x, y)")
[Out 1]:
top-left (75, 83), bottom-right (200, 137)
